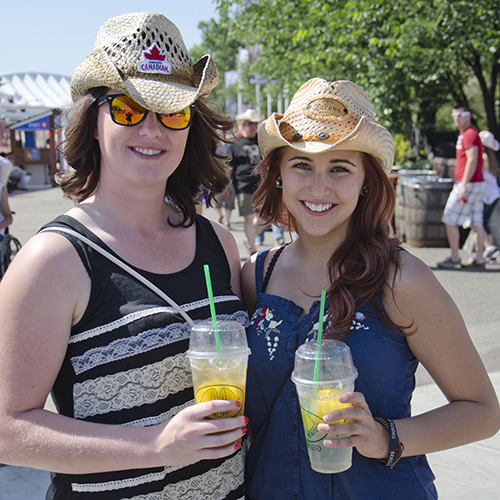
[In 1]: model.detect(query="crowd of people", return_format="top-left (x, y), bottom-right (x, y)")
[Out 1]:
top-left (0, 11), bottom-right (499, 500)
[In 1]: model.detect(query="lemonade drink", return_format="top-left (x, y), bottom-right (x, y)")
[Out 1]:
top-left (291, 338), bottom-right (358, 474)
top-left (298, 386), bottom-right (353, 473)
top-left (190, 356), bottom-right (247, 419)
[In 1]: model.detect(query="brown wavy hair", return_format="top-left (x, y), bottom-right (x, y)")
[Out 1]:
top-left (57, 87), bottom-right (234, 227)
top-left (253, 148), bottom-right (408, 338)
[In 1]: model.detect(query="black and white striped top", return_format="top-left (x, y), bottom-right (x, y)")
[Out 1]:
top-left (42, 214), bottom-right (249, 500)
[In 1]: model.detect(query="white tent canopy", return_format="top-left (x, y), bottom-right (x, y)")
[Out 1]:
top-left (0, 73), bottom-right (71, 124)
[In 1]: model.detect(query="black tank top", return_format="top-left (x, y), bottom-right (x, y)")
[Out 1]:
top-left (41, 214), bottom-right (248, 500)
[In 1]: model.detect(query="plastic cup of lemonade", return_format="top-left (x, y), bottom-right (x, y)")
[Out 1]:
top-left (186, 320), bottom-right (251, 422)
top-left (291, 339), bottom-right (358, 474)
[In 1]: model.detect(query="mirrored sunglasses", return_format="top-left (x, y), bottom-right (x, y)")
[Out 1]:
top-left (451, 111), bottom-right (470, 119)
top-left (98, 94), bottom-right (195, 130)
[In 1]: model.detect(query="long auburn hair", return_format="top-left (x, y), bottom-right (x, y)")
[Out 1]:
top-left (57, 87), bottom-right (234, 227)
top-left (253, 147), bottom-right (408, 338)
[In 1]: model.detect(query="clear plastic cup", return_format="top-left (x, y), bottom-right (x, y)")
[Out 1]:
top-left (291, 339), bottom-right (358, 473)
top-left (186, 320), bottom-right (251, 419)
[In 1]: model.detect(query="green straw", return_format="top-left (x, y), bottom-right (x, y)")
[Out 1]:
top-left (203, 264), bottom-right (222, 353)
top-left (313, 290), bottom-right (327, 383)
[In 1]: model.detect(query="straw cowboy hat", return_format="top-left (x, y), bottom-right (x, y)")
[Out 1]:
top-left (70, 12), bottom-right (219, 114)
top-left (479, 131), bottom-right (500, 152)
top-left (258, 78), bottom-right (394, 174)
top-left (236, 109), bottom-right (261, 126)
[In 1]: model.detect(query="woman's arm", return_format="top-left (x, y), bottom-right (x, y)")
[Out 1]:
top-left (389, 251), bottom-right (500, 454)
top-left (0, 233), bottom-right (246, 473)
top-left (0, 186), bottom-right (13, 231)
top-left (319, 251), bottom-right (500, 459)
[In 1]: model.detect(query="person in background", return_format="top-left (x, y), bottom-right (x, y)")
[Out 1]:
top-left (0, 180), bottom-right (13, 236)
top-left (214, 140), bottom-right (235, 228)
top-left (0, 13), bottom-right (248, 500)
top-left (438, 104), bottom-right (486, 269)
top-left (229, 109), bottom-right (262, 255)
top-left (241, 78), bottom-right (500, 499)
top-left (8, 164), bottom-right (31, 191)
top-left (479, 130), bottom-right (500, 263)
top-left (254, 223), bottom-right (284, 247)
top-left (0, 152), bottom-right (13, 186)
top-left (215, 182), bottom-right (235, 229)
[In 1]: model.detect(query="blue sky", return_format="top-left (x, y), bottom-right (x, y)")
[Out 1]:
top-left (1, 0), bottom-right (218, 77)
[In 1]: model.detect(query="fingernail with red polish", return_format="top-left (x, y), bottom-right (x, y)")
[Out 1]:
top-left (244, 417), bottom-right (249, 424)
top-left (242, 427), bottom-right (247, 434)
top-left (235, 401), bottom-right (242, 408)
top-left (234, 443), bottom-right (241, 451)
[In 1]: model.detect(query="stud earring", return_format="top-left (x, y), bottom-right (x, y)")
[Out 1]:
top-left (361, 186), bottom-right (368, 196)
top-left (275, 178), bottom-right (282, 189)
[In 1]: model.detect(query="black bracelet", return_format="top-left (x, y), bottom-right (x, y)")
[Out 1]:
top-left (374, 417), bottom-right (404, 468)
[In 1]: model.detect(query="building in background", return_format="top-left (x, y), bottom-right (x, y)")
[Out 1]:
top-left (0, 73), bottom-right (71, 187)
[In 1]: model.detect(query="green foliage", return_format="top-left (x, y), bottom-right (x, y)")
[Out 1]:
top-left (393, 134), bottom-right (412, 167)
top-left (189, 5), bottom-right (244, 110)
top-left (213, 0), bottom-right (500, 141)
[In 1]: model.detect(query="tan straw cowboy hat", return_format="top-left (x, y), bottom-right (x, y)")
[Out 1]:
top-left (70, 12), bottom-right (219, 114)
top-left (258, 78), bottom-right (394, 174)
top-left (236, 108), bottom-right (261, 126)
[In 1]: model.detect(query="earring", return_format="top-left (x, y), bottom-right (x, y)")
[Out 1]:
top-left (275, 178), bottom-right (282, 189)
top-left (361, 186), bottom-right (368, 196)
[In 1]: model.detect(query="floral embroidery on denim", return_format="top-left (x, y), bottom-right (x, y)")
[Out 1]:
top-left (306, 312), bottom-right (330, 342)
top-left (251, 307), bottom-right (283, 360)
top-left (350, 311), bottom-right (370, 331)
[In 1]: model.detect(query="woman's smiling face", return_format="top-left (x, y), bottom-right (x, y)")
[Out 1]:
top-left (95, 89), bottom-right (190, 190)
top-left (279, 148), bottom-right (366, 240)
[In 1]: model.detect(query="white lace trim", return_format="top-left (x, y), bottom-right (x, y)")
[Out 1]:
top-left (73, 353), bottom-right (191, 419)
top-left (184, 295), bottom-right (241, 313)
top-left (70, 298), bottom-right (246, 345)
top-left (69, 307), bottom-right (176, 344)
top-left (70, 311), bottom-right (248, 376)
top-left (122, 400), bottom-right (195, 428)
top-left (70, 445), bottom-right (246, 498)
top-left (71, 323), bottom-right (191, 375)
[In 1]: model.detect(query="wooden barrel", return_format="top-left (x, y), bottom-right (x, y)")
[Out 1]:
top-left (393, 170), bottom-right (438, 241)
top-left (395, 177), bottom-right (408, 240)
top-left (403, 177), bottom-right (454, 247)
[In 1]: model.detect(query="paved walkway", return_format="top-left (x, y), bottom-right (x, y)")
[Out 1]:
top-left (1, 186), bottom-right (499, 499)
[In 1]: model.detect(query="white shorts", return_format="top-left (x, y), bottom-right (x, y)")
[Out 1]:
top-left (441, 181), bottom-right (485, 227)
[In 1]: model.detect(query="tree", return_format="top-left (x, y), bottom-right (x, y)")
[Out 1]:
top-left (189, 5), bottom-right (255, 112)
top-left (215, 0), bottom-right (500, 139)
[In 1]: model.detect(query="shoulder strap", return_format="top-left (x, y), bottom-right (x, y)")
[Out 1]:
top-left (262, 243), bottom-right (288, 293)
top-left (40, 227), bottom-right (195, 327)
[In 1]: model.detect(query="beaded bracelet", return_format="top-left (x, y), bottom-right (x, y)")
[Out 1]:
top-left (374, 417), bottom-right (405, 468)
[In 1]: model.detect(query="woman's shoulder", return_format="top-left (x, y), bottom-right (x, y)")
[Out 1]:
top-left (384, 249), bottom-right (448, 325)
top-left (390, 250), bottom-right (441, 297)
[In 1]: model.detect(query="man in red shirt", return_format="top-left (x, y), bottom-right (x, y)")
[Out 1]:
top-left (438, 105), bottom-right (486, 268)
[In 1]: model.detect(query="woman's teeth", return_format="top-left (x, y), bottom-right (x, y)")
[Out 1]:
top-left (133, 147), bottom-right (162, 155)
top-left (304, 201), bottom-right (334, 212)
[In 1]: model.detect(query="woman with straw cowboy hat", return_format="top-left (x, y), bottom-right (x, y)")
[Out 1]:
top-left (241, 78), bottom-right (500, 499)
top-left (0, 13), bottom-right (248, 500)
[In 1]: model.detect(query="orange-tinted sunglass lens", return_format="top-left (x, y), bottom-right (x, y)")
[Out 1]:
top-left (158, 107), bottom-right (193, 130)
top-left (110, 96), bottom-right (147, 125)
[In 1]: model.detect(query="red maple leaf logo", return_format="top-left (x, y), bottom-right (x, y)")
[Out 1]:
top-left (144, 44), bottom-right (165, 61)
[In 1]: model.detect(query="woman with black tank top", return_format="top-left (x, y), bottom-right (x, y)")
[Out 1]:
top-left (241, 78), bottom-right (500, 499)
top-left (0, 13), bottom-right (249, 500)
